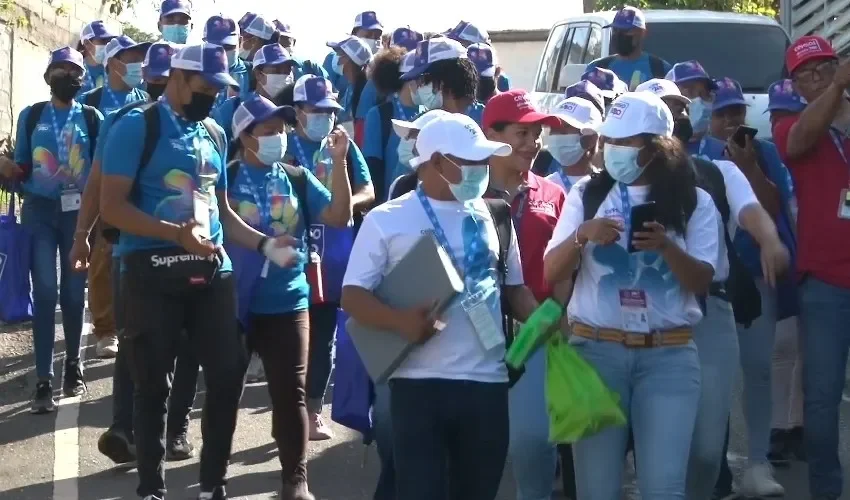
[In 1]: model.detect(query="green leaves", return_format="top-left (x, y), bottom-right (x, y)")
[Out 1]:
top-left (593, 0), bottom-right (777, 17)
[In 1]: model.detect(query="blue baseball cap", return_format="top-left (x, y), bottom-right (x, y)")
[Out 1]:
top-left (171, 43), bottom-right (239, 89)
top-left (666, 60), bottom-right (717, 89)
top-left (605, 6), bottom-right (646, 30)
top-left (712, 77), bottom-right (748, 111)
top-left (391, 27), bottom-right (423, 52)
top-left (273, 20), bottom-right (295, 39)
top-left (80, 20), bottom-right (118, 43)
top-left (581, 67), bottom-right (627, 97)
top-left (467, 43), bottom-right (496, 78)
top-left (143, 42), bottom-right (177, 78)
top-left (203, 15), bottom-right (239, 46)
top-left (766, 79), bottom-right (806, 113)
top-left (327, 36), bottom-right (373, 66)
top-left (354, 11), bottom-right (382, 31)
top-left (232, 94), bottom-right (296, 137)
top-left (104, 36), bottom-right (153, 67)
top-left (252, 44), bottom-right (300, 69)
top-left (238, 12), bottom-right (256, 30)
top-left (48, 46), bottom-right (85, 72)
top-left (401, 36), bottom-right (467, 81)
top-left (160, 0), bottom-right (190, 17)
top-left (293, 74), bottom-right (342, 110)
top-left (446, 21), bottom-right (489, 44)
top-left (243, 14), bottom-right (275, 41)
top-left (564, 80), bottom-right (605, 115)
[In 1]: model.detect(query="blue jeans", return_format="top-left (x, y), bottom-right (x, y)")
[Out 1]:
top-left (800, 277), bottom-right (850, 498)
top-left (509, 348), bottom-right (557, 500)
top-left (736, 278), bottom-right (777, 464)
top-left (570, 336), bottom-right (701, 500)
top-left (20, 195), bottom-right (86, 380)
top-left (686, 296), bottom-right (739, 500)
top-left (372, 382), bottom-right (395, 500)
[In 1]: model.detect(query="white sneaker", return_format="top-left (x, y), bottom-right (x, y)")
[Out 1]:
top-left (737, 462), bottom-right (784, 497)
top-left (245, 353), bottom-right (265, 383)
top-left (308, 411), bottom-right (334, 441)
top-left (96, 337), bottom-right (119, 358)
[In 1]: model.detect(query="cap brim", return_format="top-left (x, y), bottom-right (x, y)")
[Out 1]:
top-left (553, 113), bottom-right (599, 132)
top-left (162, 7), bottom-right (190, 16)
top-left (480, 66), bottom-right (495, 78)
top-left (326, 41), bottom-right (341, 49)
top-left (662, 94), bottom-right (691, 105)
top-left (765, 104), bottom-right (805, 113)
top-left (455, 139), bottom-right (513, 162)
top-left (391, 118), bottom-right (416, 138)
top-left (309, 98), bottom-right (343, 110)
top-left (259, 57), bottom-right (301, 68)
top-left (604, 21), bottom-right (633, 29)
top-left (713, 99), bottom-right (749, 111)
top-left (358, 22), bottom-right (383, 30)
top-left (203, 72), bottom-right (239, 89)
top-left (401, 64), bottom-right (428, 81)
top-left (144, 68), bottom-right (170, 78)
top-left (598, 119), bottom-right (635, 139)
top-left (207, 35), bottom-right (238, 46)
top-left (256, 105), bottom-right (297, 125)
top-left (516, 112), bottom-right (562, 128)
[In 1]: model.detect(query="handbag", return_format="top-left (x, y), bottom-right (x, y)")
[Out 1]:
top-left (0, 191), bottom-right (33, 323)
top-left (331, 309), bottom-right (374, 443)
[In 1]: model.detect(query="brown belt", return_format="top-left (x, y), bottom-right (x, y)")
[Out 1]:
top-left (570, 322), bottom-right (692, 348)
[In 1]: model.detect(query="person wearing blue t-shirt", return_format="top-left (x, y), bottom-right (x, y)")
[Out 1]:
top-left (286, 74), bottom-right (374, 441)
top-left (227, 95), bottom-right (351, 499)
top-left (157, 0), bottom-right (192, 44)
top-left (79, 36), bottom-right (150, 115)
top-left (76, 21), bottom-right (117, 97)
top-left (0, 47), bottom-right (104, 414)
top-left (445, 20), bottom-right (512, 93)
top-left (326, 35), bottom-right (374, 145)
top-left (203, 15), bottom-right (251, 109)
top-left (323, 11), bottom-right (384, 100)
top-left (238, 13), bottom-right (277, 72)
top-left (99, 43), bottom-right (299, 500)
top-left (668, 60), bottom-right (728, 160)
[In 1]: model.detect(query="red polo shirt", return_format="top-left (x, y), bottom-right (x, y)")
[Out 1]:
top-left (773, 114), bottom-right (850, 288)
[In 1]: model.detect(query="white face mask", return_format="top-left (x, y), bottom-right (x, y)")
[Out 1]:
top-left (364, 38), bottom-right (381, 54)
top-left (93, 44), bottom-right (107, 65)
top-left (262, 73), bottom-right (291, 96)
top-left (548, 134), bottom-right (586, 167)
top-left (397, 137), bottom-right (415, 168)
top-left (413, 83), bottom-right (443, 110)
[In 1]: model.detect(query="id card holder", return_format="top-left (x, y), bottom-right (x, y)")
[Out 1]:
top-left (462, 286), bottom-right (504, 351)
top-left (60, 188), bottom-right (81, 212)
top-left (193, 191), bottom-right (212, 240)
top-left (619, 289), bottom-right (650, 334)
top-left (838, 189), bottom-right (850, 220)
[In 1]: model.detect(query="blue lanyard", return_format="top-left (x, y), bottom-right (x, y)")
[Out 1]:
top-left (291, 135), bottom-right (311, 170)
top-left (104, 85), bottom-right (123, 110)
top-left (619, 182), bottom-right (631, 237)
top-left (513, 191), bottom-right (527, 229)
top-left (48, 102), bottom-right (80, 165)
top-left (159, 98), bottom-right (199, 155)
top-left (697, 137), bottom-right (706, 157)
top-left (558, 170), bottom-right (572, 191)
top-left (393, 95), bottom-right (414, 121)
top-left (829, 128), bottom-right (849, 167)
top-left (238, 163), bottom-right (274, 233)
top-left (416, 186), bottom-right (462, 273)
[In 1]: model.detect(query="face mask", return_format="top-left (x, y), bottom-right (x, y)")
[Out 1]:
top-left (301, 112), bottom-right (334, 141)
top-left (146, 82), bottom-right (166, 100)
top-left (688, 97), bottom-right (712, 135)
top-left (161, 24), bottom-right (190, 44)
top-left (397, 137), bottom-right (415, 168)
top-left (441, 156), bottom-right (489, 202)
top-left (331, 53), bottom-right (344, 76)
top-left (414, 83), bottom-right (443, 110)
top-left (238, 47), bottom-right (252, 61)
top-left (548, 134), bottom-right (586, 167)
top-left (50, 74), bottom-right (82, 103)
top-left (673, 117), bottom-right (694, 144)
top-left (93, 45), bottom-right (107, 65)
top-left (254, 133), bottom-right (287, 164)
top-left (225, 50), bottom-right (237, 67)
top-left (365, 38), bottom-right (381, 54)
top-left (612, 32), bottom-right (637, 57)
top-left (122, 62), bottom-right (143, 88)
top-left (603, 143), bottom-right (645, 184)
top-left (262, 73), bottom-right (290, 97)
top-left (183, 91), bottom-right (217, 121)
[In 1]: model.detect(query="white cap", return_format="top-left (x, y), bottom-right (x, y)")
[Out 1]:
top-left (399, 51), bottom-right (416, 74)
top-left (409, 113), bottom-right (512, 168)
top-left (598, 92), bottom-right (674, 139)
top-left (635, 78), bottom-right (691, 106)
top-left (551, 97), bottom-right (603, 134)
top-left (391, 109), bottom-right (450, 138)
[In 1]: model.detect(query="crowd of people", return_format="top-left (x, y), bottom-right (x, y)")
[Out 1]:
top-left (0, 1), bottom-right (848, 500)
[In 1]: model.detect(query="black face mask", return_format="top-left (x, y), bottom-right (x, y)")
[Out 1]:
top-left (182, 92), bottom-right (217, 121)
top-left (50, 74), bottom-right (82, 103)
top-left (613, 32), bottom-right (637, 57)
top-left (146, 82), bottom-right (167, 101)
top-left (673, 116), bottom-right (694, 144)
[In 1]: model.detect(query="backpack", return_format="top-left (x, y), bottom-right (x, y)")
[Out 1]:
top-left (226, 160), bottom-right (310, 225)
top-left (593, 54), bottom-right (668, 81)
top-left (84, 87), bottom-right (104, 108)
top-left (531, 150), bottom-right (554, 177)
top-left (25, 101), bottom-right (100, 161)
top-left (368, 100), bottom-right (395, 200)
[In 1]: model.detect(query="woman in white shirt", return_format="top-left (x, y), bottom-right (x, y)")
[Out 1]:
top-left (543, 92), bottom-right (720, 500)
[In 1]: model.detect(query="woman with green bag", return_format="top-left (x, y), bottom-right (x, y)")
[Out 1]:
top-left (542, 92), bottom-right (720, 500)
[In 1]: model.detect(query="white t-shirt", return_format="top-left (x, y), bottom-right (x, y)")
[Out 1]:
top-left (343, 192), bottom-right (524, 383)
top-left (544, 178), bottom-right (720, 330)
top-left (545, 172), bottom-right (588, 193)
top-left (712, 159), bottom-right (760, 281)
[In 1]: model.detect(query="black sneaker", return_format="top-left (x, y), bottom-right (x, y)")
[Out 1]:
top-left (787, 426), bottom-right (806, 462)
top-left (62, 358), bottom-right (87, 397)
top-left (768, 428), bottom-right (791, 467)
top-left (166, 433), bottom-right (195, 461)
top-left (30, 381), bottom-right (56, 414)
top-left (98, 427), bottom-right (136, 464)
top-left (198, 486), bottom-right (227, 499)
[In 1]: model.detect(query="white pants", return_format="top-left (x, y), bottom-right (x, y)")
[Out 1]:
top-left (771, 316), bottom-right (803, 429)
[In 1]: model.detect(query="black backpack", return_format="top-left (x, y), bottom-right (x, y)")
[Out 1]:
top-left (367, 100), bottom-right (395, 202)
top-left (593, 54), bottom-right (668, 81)
top-left (225, 160), bottom-right (310, 225)
top-left (25, 101), bottom-right (100, 161)
top-left (531, 150), bottom-right (554, 177)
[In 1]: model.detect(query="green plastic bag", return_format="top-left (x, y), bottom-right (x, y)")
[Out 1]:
top-left (546, 334), bottom-right (627, 443)
top-left (505, 298), bottom-right (563, 370)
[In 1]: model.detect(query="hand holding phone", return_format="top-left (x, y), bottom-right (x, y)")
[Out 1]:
top-left (732, 125), bottom-right (758, 148)
top-left (628, 202), bottom-right (659, 253)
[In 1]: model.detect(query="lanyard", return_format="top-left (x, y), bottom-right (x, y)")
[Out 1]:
top-left (619, 182), bottom-right (631, 237)
top-left (416, 186), bottom-right (462, 274)
top-left (291, 135), bottom-right (312, 170)
top-left (697, 137), bottom-right (706, 157)
top-left (829, 127), bottom-right (850, 168)
top-left (239, 163), bottom-right (274, 233)
top-left (558, 170), bottom-right (572, 191)
top-left (103, 85), bottom-right (124, 110)
top-left (48, 102), bottom-right (80, 165)
top-left (159, 98), bottom-right (199, 155)
top-left (393, 95), bottom-right (414, 121)
top-left (513, 191), bottom-right (527, 229)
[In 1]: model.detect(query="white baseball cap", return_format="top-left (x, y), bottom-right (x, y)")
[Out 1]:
top-left (551, 97), bottom-right (603, 134)
top-left (635, 78), bottom-right (691, 106)
top-left (597, 92), bottom-right (674, 139)
top-left (409, 113), bottom-right (512, 168)
top-left (391, 109), bottom-right (450, 138)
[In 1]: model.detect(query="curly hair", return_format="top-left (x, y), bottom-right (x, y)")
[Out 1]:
top-left (370, 46), bottom-right (407, 96)
top-left (421, 58), bottom-right (478, 102)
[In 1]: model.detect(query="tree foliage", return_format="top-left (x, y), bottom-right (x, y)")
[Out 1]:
top-left (594, 0), bottom-right (778, 18)
top-left (121, 22), bottom-right (158, 42)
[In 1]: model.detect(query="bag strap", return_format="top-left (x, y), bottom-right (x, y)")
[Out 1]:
top-left (201, 118), bottom-right (226, 159)
top-left (389, 172), bottom-right (417, 200)
top-left (581, 174), bottom-right (615, 221)
top-left (532, 149), bottom-right (553, 177)
top-left (648, 54), bottom-right (667, 79)
top-left (85, 87), bottom-right (104, 108)
top-left (483, 198), bottom-right (515, 343)
top-left (80, 104), bottom-right (100, 160)
top-left (25, 102), bottom-right (47, 159)
top-left (139, 103), bottom-right (160, 170)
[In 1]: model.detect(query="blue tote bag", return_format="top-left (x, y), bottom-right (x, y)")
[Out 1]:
top-left (0, 192), bottom-right (33, 323)
top-left (225, 242), bottom-right (267, 329)
top-left (331, 309), bottom-right (374, 443)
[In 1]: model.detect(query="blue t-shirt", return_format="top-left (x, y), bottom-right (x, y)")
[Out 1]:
top-left (466, 101), bottom-right (485, 126)
top-left (80, 85), bottom-right (148, 115)
top-left (213, 91), bottom-right (260, 142)
top-left (497, 73), bottom-right (511, 92)
top-left (78, 63), bottom-right (106, 98)
top-left (229, 162), bottom-right (331, 314)
top-left (340, 78), bottom-right (381, 123)
top-left (689, 135), bottom-right (727, 162)
top-left (586, 54), bottom-right (672, 91)
top-left (101, 101), bottom-right (231, 272)
top-left (322, 51), bottom-right (348, 96)
top-left (214, 59), bottom-right (252, 109)
top-left (362, 95), bottom-right (421, 200)
top-left (14, 102), bottom-right (103, 199)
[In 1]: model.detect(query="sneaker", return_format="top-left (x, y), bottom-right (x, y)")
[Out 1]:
top-left (142, 496), bottom-right (164, 500)
top-left (767, 428), bottom-right (791, 467)
top-left (95, 336), bottom-right (119, 358)
top-left (787, 426), bottom-right (806, 462)
top-left (279, 480), bottom-right (315, 500)
top-left (62, 358), bottom-right (87, 397)
top-left (738, 462), bottom-right (784, 498)
top-left (245, 353), bottom-right (265, 383)
top-left (308, 411), bottom-right (333, 441)
top-left (30, 381), bottom-right (56, 414)
top-left (166, 433), bottom-right (195, 461)
top-left (198, 486), bottom-right (227, 499)
top-left (98, 427), bottom-right (136, 464)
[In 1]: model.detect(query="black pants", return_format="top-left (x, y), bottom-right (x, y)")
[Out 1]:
top-left (390, 378), bottom-right (509, 500)
top-left (306, 302), bottom-right (338, 413)
top-left (121, 270), bottom-right (247, 498)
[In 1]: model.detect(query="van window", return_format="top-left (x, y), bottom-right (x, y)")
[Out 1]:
top-left (536, 23), bottom-right (569, 93)
top-left (585, 25), bottom-right (602, 63)
top-left (640, 22), bottom-right (789, 92)
top-left (565, 25), bottom-right (590, 65)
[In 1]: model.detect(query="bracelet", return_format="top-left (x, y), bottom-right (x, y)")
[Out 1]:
top-left (574, 229), bottom-right (584, 248)
top-left (256, 236), bottom-right (270, 254)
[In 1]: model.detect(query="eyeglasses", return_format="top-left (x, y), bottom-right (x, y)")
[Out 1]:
top-left (793, 60), bottom-right (837, 84)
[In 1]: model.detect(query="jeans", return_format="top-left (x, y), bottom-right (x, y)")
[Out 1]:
top-left (686, 296), bottom-right (739, 500)
top-left (307, 302), bottom-right (337, 413)
top-left (509, 349), bottom-right (557, 500)
top-left (20, 195), bottom-right (86, 380)
top-left (800, 277), bottom-right (850, 498)
top-left (390, 378), bottom-right (509, 500)
top-left (570, 336), bottom-right (701, 500)
top-left (372, 382), bottom-right (395, 500)
top-left (88, 224), bottom-right (115, 339)
top-left (736, 278), bottom-right (778, 464)
top-left (771, 317), bottom-right (803, 429)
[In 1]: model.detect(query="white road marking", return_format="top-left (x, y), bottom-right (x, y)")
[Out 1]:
top-left (52, 319), bottom-right (91, 500)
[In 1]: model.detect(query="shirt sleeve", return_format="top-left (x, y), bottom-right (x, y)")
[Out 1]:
top-left (505, 219), bottom-right (524, 286)
top-left (356, 80), bottom-right (378, 119)
top-left (216, 137), bottom-right (229, 193)
top-left (584, 59), bottom-right (600, 72)
top-left (14, 106), bottom-right (31, 164)
top-left (714, 160), bottom-right (758, 227)
top-left (304, 167), bottom-right (332, 221)
top-left (346, 139), bottom-right (373, 187)
top-left (212, 98), bottom-right (233, 138)
top-left (544, 180), bottom-right (585, 258)
top-left (93, 112), bottom-right (116, 164)
top-left (685, 188), bottom-right (721, 273)
top-left (771, 114), bottom-right (798, 165)
top-left (361, 106), bottom-right (383, 160)
top-left (101, 110), bottom-right (145, 179)
top-left (757, 140), bottom-right (794, 203)
top-left (342, 210), bottom-right (388, 291)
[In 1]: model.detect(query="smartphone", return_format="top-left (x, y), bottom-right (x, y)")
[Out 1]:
top-left (732, 125), bottom-right (759, 148)
top-left (628, 202), bottom-right (657, 253)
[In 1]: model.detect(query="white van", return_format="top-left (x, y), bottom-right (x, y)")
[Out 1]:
top-left (529, 10), bottom-right (791, 138)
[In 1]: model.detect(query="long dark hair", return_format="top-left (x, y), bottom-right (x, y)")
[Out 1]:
top-left (584, 134), bottom-right (697, 235)
top-left (477, 76), bottom-right (497, 103)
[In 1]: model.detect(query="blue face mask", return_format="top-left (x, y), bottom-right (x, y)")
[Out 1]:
top-left (302, 112), bottom-right (334, 141)
top-left (414, 83), bottom-right (443, 110)
top-left (603, 143), bottom-right (645, 184)
top-left (331, 53), bottom-right (344, 76)
top-left (121, 62), bottom-right (143, 88)
top-left (254, 133), bottom-right (288, 165)
top-left (441, 156), bottom-right (489, 202)
top-left (161, 24), bottom-right (190, 44)
top-left (688, 97), bottom-right (712, 135)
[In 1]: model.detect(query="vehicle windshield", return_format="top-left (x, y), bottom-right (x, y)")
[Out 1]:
top-left (640, 22), bottom-right (789, 93)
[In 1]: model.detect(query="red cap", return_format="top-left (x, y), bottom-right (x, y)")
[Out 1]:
top-left (786, 35), bottom-right (837, 74)
top-left (482, 89), bottom-right (561, 130)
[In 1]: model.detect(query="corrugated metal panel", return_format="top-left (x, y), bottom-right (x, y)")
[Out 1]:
top-left (784, 0), bottom-right (850, 53)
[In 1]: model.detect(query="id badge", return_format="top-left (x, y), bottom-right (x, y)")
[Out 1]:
top-left (619, 289), bottom-right (650, 333)
top-left (193, 191), bottom-right (212, 239)
top-left (462, 286), bottom-right (504, 351)
top-left (60, 188), bottom-right (81, 213)
top-left (838, 189), bottom-right (850, 220)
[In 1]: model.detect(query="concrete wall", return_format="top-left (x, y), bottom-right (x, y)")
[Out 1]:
top-left (490, 39), bottom-right (547, 92)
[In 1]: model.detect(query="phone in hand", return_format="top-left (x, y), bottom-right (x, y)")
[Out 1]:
top-left (732, 125), bottom-right (759, 148)
top-left (628, 202), bottom-right (657, 253)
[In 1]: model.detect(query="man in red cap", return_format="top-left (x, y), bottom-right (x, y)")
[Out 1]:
top-left (481, 89), bottom-right (569, 500)
top-left (774, 34), bottom-right (850, 500)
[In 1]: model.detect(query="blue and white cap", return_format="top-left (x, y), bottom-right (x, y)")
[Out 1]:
top-left (467, 43), bottom-right (495, 78)
top-left (327, 36), bottom-right (373, 67)
top-left (713, 77), bottom-right (748, 111)
top-left (399, 51), bottom-right (416, 74)
top-left (634, 78), bottom-right (691, 105)
top-left (665, 60), bottom-right (717, 89)
top-left (354, 11), bottom-right (382, 31)
top-left (243, 14), bottom-right (275, 41)
top-left (104, 35), bottom-right (152, 66)
top-left (273, 20), bottom-right (294, 39)
top-left (564, 80), bottom-right (605, 115)
top-left (446, 21), bottom-right (489, 44)
top-left (80, 20), bottom-right (117, 43)
top-left (605, 6), bottom-right (646, 30)
top-left (766, 79), bottom-right (806, 113)
top-left (203, 15), bottom-right (239, 46)
top-left (171, 43), bottom-right (239, 89)
top-left (238, 12), bottom-right (256, 30)
top-left (252, 44), bottom-right (299, 68)
top-left (581, 67), bottom-right (628, 98)
top-left (232, 94), bottom-right (296, 137)
top-left (143, 42), bottom-right (177, 78)
top-left (48, 46), bottom-right (86, 72)
top-left (390, 27), bottom-right (422, 51)
top-left (401, 36), bottom-right (467, 81)
top-left (551, 96), bottom-right (603, 134)
top-left (160, 0), bottom-right (191, 17)
top-left (293, 74), bottom-right (342, 110)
